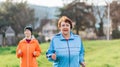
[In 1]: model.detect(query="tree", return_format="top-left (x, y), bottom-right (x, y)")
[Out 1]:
top-left (110, 1), bottom-right (120, 30)
top-left (0, 0), bottom-right (36, 34)
top-left (59, 1), bottom-right (96, 34)
top-left (92, 6), bottom-right (107, 36)
top-left (109, 1), bottom-right (120, 39)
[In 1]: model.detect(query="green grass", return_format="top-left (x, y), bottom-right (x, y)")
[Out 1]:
top-left (84, 40), bottom-right (120, 67)
top-left (0, 40), bottom-right (120, 67)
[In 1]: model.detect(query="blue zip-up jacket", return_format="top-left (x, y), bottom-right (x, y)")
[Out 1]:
top-left (46, 32), bottom-right (85, 67)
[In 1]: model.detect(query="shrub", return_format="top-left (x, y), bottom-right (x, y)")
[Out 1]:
top-left (112, 29), bottom-right (120, 39)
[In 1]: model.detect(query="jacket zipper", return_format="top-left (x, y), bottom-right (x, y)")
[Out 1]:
top-left (27, 44), bottom-right (29, 67)
top-left (66, 40), bottom-right (70, 67)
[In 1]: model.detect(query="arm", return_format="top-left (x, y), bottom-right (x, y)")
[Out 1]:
top-left (46, 39), bottom-right (56, 62)
top-left (33, 40), bottom-right (41, 57)
top-left (16, 42), bottom-right (23, 58)
top-left (79, 40), bottom-right (85, 67)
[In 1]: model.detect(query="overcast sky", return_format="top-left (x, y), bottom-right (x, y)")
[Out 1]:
top-left (0, 0), bottom-right (113, 7)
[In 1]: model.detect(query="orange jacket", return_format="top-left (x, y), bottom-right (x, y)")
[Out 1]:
top-left (16, 38), bottom-right (41, 67)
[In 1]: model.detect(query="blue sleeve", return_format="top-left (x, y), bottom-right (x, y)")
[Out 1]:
top-left (79, 40), bottom-right (85, 63)
top-left (46, 39), bottom-right (55, 62)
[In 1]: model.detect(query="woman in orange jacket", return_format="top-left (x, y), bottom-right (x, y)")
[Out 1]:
top-left (16, 25), bottom-right (41, 67)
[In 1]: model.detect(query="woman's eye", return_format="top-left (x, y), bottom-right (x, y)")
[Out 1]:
top-left (61, 24), bottom-right (65, 27)
top-left (61, 24), bottom-right (70, 27)
top-left (66, 24), bottom-right (70, 27)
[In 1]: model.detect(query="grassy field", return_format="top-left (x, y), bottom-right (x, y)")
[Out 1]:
top-left (0, 39), bottom-right (120, 67)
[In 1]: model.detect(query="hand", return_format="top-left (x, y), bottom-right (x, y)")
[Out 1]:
top-left (33, 51), bottom-right (36, 56)
top-left (51, 53), bottom-right (56, 60)
top-left (80, 62), bottom-right (86, 67)
top-left (18, 49), bottom-right (22, 54)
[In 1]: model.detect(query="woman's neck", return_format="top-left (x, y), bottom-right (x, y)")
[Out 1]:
top-left (26, 36), bottom-right (32, 40)
top-left (63, 33), bottom-right (70, 39)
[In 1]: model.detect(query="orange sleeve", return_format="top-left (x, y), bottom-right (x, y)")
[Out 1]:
top-left (34, 40), bottom-right (41, 57)
top-left (16, 42), bottom-right (23, 58)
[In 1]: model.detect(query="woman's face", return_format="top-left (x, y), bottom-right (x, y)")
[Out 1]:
top-left (59, 22), bottom-right (71, 35)
top-left (24, 29), bottom-right (31, 37)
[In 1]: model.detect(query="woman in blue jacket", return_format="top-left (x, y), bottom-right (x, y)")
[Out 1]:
top-left (46, 16), bottom-right (85, 67)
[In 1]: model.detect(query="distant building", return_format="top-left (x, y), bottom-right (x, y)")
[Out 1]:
top-left (5, 26), bottom-right (15, 37)
top-left (5, 26), bottom-right (16, 45)
top-left (29, 4), bottom-right (60, 29)
top-left (0, 34), bottom-right (3, 46)
top-left (42, 20), bottom-right (57, 41)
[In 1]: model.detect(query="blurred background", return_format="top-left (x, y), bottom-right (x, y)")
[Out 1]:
top-left (0, 0), bottom-right (120, 67)
top-left (0, 0), bottom-right (120, 46)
